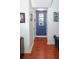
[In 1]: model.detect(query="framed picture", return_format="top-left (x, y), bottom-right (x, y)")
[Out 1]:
top-left (20, 13), bottom-right (25, 23)
top-left (30, 14), bottom-right (33, 21)
top-left (54, 12), bottom-right (59, 22)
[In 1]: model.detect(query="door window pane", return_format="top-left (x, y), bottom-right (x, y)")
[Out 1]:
top-left (39, 13), bottom-right (44, 26)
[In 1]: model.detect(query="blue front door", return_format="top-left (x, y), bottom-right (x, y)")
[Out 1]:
top-left (36, 11), bottom-right (47, 35)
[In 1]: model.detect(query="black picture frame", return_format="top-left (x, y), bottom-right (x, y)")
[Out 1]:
top-left (20, 13), bottom-right (25, 23)
top-left (54, 12), bottom-right (59, 22)
top-left (30, 14), bottom-right (33, 21)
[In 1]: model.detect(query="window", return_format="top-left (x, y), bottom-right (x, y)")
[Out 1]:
top-left (39, 13), bottom-right (44, 26)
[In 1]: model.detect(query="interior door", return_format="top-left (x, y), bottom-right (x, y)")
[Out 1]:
top-left (36, 11), bottom-right (47, 35)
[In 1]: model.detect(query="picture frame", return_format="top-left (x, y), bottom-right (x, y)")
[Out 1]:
top-left (30, 14), bottom-right (33, 21)
top-left (20, 13), bottom-right (25, 23)
top-left (54, 12), bottom-right (59, 22)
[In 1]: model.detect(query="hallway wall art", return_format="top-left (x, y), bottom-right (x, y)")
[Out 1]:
top-left (20, 13), bottom-right (25, 23)
top-left (30, 13), bottom-right (33, 21)
top-left (54, 12), bottom-right (59, 22)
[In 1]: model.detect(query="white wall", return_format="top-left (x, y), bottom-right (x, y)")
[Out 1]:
top-left (29, 0), bottom-right (35, 53)
top-left (32, 9), bottom-right (36, 38)
top-left (20, 0), bottom-right (30, 53)
top-left (47, 0), bottom-right (59, 44)
top-left (20, 0), bottom-right (34, 53)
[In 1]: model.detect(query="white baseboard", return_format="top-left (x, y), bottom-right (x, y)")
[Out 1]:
top-left (24, 49), bottom-right (31, 53)
top-left (30, 40), bottom-right (34, 53)
top-left (35, 36), bottom-right (47, 37)
top-left (24, 39), bottom-right (34, 54)
top-left (47, 39), bottom-right (55, 45)
top-left (47, 41), bottom-right (55, 45)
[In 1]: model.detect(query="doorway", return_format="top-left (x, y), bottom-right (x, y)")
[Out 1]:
top-left (36, 10), bottom-right (47, 36)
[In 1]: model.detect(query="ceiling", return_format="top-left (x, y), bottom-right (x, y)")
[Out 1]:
top-left (31, 0), bottom-right (53, 8)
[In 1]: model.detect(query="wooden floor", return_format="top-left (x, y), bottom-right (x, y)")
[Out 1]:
top-left (22, 37), bottom-right (59, 59)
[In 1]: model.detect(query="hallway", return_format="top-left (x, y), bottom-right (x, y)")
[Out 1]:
top-left (20, 0), bottom-right (59, 58)
top-left (22, 37), bottom-right (59, 59)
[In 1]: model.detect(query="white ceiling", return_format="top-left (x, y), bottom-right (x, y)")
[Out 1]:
top-left (31, 0), bottom-right (53, 8)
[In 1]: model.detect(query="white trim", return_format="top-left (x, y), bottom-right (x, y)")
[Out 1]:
top-left (30, 40), bottom-right (34, 53)
top-left (24, 39), bottom-right (34, 54)
top-left (36, 8), bottom-right (47, 11)
top-left (24, 49), bottom-right (31, 53)
top-left (47, 37), bottom-right (55, 45)
top-left (47, 40), bottom-right (55, 45)
top-left (35, 36), bottom-right (47, 37)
